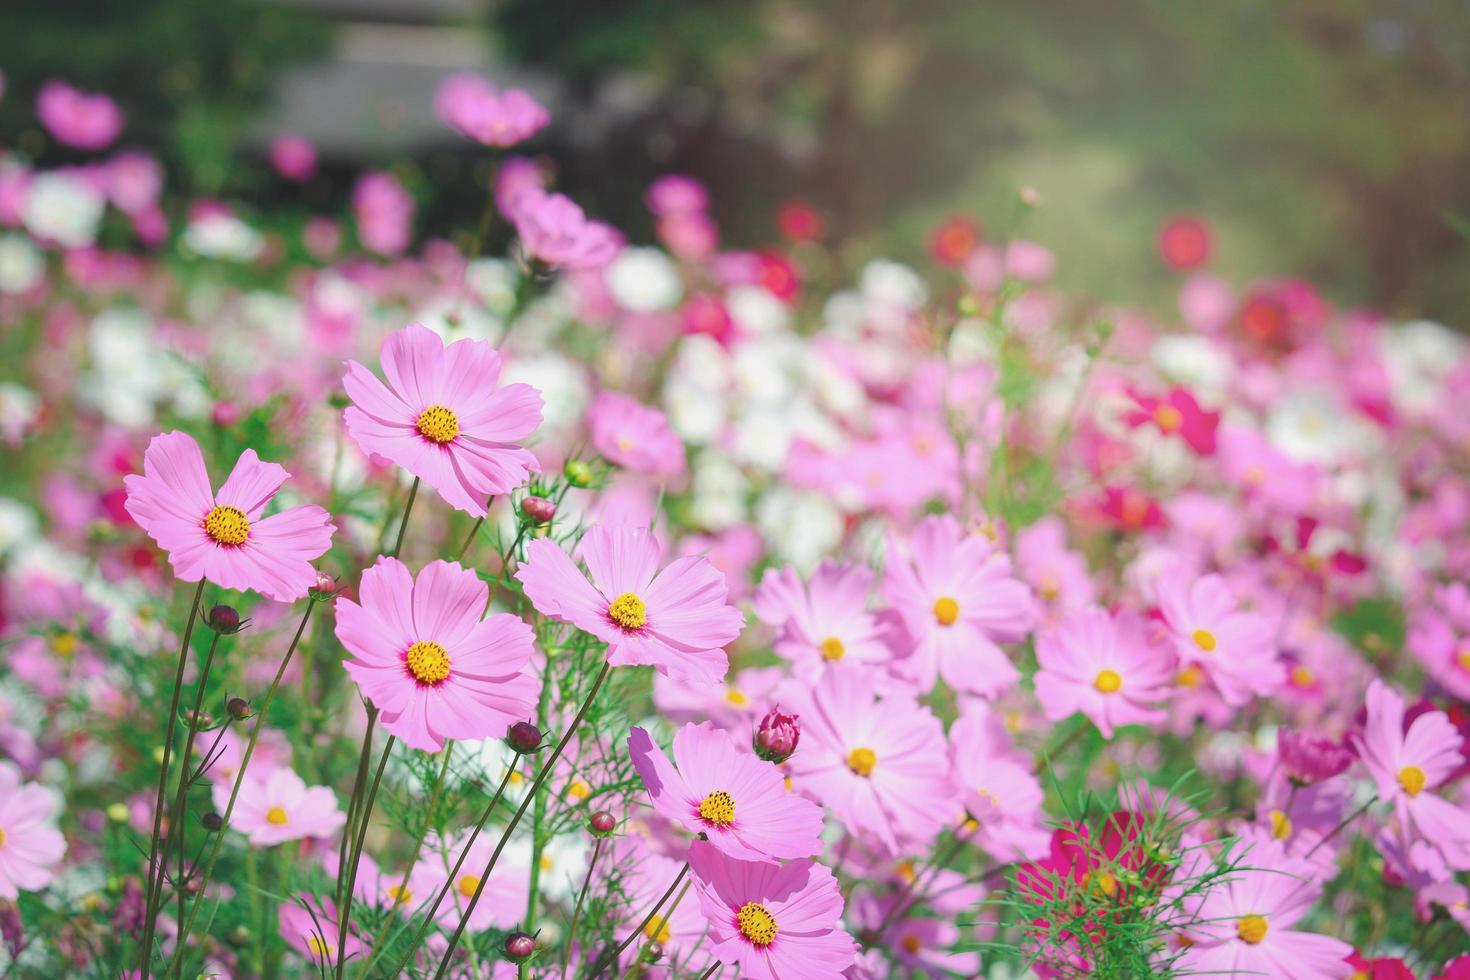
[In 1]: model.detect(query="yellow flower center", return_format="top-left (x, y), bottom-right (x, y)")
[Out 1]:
top-left (1457, 647), bottom-right (1470, 671)
top-left (1191, 628), bottom-right (1217, 653)
top-left (416, 404), bottom-right (460, 444)
top-left (1290, 665), bottom-right (1315, 688)
top-left (644, 917), bottom-right (673, 943)
top-left (540, 854), bottom-right (555, 872)
top-left (203, 505), bottom-right (250, 546)
top-left (1398, 765), bottom-right (1427, 798)
top-left (1176, 665), bottom-right (1204, 688)
top-left (1268, 809), bottom-right (1292, 840)
top-left (896, 860), bottom-right (917, 884)
top-left (820, 636), bottom-right (846, 661)
top-left (307, 935), bottom-right (334, 958)
top-left (50, 632), bottom-right (79, 659)
top-left (699, 790), bottom-right (737, 827)
top-left (933, 596), bottom-right (960, 626)
top-left (1082, 870), bottom-right (1118, 898)
top-left (458, 874), bottom-right (480, 898)
top-left (901, 934), bottom-right (922, 954)
top-left (736, 902), bottom-right (778, 946)
top-left (607, 592), bottom-right (647, 630)
top-left (1236, 914), bottom-right (1268, 944)
top-left (567, 780), bottom-right (591, 801)
top-left (266, 806), bottom-right (289, 825)
top-left (387, 884), bottom-right (412, 905)
top-left (847, 746), bottom-right (877, 777)
top-left (726, 688), bottom-right (748, 706)
top-left (0, 828), bottom-right (6, 847)
top-left (405, 640), bottom-right (451, 685)
top-left (1093, 669), bottom-right (1123, 694)
top-left (1154, 404), bottom-right (1183, 432)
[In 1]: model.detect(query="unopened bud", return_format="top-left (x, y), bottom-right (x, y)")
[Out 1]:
top-left (211, 402), bottom-right (241, 427)
top-left (644, 940), bottom-right (665, 963)
top-left (207, 604), bottom-right (242, 634)
top-left (563, 459), bottom-right (595, 488)
top-left (201, 811), bottom-right (223, 832)
top-left (504, 931), bottom-right (536, 961)
top-left (227, 697), bottom-right (251, 721)
top-left (506, 721), bottom-right (543, 755)
top-left (310, 570), bottom-right (343, 601)
top-left (106, 803), bottom-right (130, 824)
top-left (520, 495), bottom-right (557, 525)
top-left (754, 706), bottom-right (801, 764)
top-left (588, 810), bottom-right (617, 837)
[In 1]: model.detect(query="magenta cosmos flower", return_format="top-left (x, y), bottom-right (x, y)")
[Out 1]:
top-left (336, 557), bottom-right (538, 752)
top-left (434, 73), bottom-right (550, 147)
top-left (1034, 607), bottom-right (1172, 739)
top-left (232, 767), bottom-right (345, 846)
top-left (587, 391), bottom-right (686, 478)
top-left (687, 839), bottom-right (856, 980)
top-left (753, 560), bottom-right (893, 680)
top-left (123, 431), bottom-right (335, 602)
top-left (516, 524), bottom-right (745, 684)
top-left (1354, 679), bottom-right (1470, 870)
top-left (278, 897), bottom-right (365, 970)
top-left (783, 666), bottom-right (954, 853)
top-left (628, 722), bottom-right (824, 860)
top-left (36, 80), bottom-right (123, 150)
top-left (883, 515), bottom-right (1036, 697)
top-left (0, 762), bottom-right (66, 899)
top-left (513, 190), bottom-right (622, 270)
top-left (1155, 570), bottom-right (1282, 706)
top-left (343, 323), bottom-right (543, 517)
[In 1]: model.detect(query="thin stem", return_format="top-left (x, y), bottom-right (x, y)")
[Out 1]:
top-left (623, 880), bottom-right (690, 979)
top-left (433, 660), bottom-right (614, 978)
top-left (868, 821), bottom-right (972, 944)
top-left (523, 652), bottom-right (558, 934)
top-left (364, 742), bottom-right (454, 959)
top-left (390, 476), bottom-right (420, 559)
top-left (379, 761), bottom-right (519, 977)
top-left (696, 963), bottom-right (720, 980)
top-left (172, 629), bottom-right (225, 938)
top-left (456, 496), bottom-right (494, 562)
top-left (166, 600), bottom-right (316, 978)
top-left (562, 836), bottom-right (605, 978)
top-left (334, 734), bottom-right (395, 979)
top-left (1304, 796), bottom-right (1376, 859)
top-left (585, 862), bottom-right (688, 980)
top-left (336, 707), bottom-right (381, 910)
top-left (138, 578), bottom-right (205, 979)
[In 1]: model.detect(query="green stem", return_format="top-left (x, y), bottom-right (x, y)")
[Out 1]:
top-left (1304, 796), bottom-right (1376, 859)
top-left (456, 496), bottom-right (494, 562)
top-left (585, 861), bottom-right (688, 980)
top-left (334, 734), bottom-right (395, 979)
top-left (523, 656), bottom-right (557, 933)
top-left (390, 476), bottom-right (420, 559)
top-left (336, 706), bottom-right (381, 910)
top-left (172, 629), bottom-right (225, 938)
top-left (434, 660), bottom-right (614, 978)
top-left (562, 836), bottom-right (604, 978)
top-left (623, 880), bottom-right (690, 979)
top-left (364, 742), bottom-right (454, 960)
top-left (137, 578), bottom-right (205, 980)
top-left (166, 600), bottom-right (316, 978)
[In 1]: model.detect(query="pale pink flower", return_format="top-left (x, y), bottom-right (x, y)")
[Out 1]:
top-left (36, 81), bottom-right (123, 150)
top-left (278, 897), bottom-right (365, 969)
top-left (1155, 571), bottom-right (1282, 705)
top-left (353, 171), bottom-right (415, 256)
top-left (232, 767), bottom-right (345, 846)
top-left (1034, 607), bottom-right (1172, 739)
top-left (0, 762), bottom-right (66, 899)
top-left (1014, 516), bottom-right (1095, 616)
top-left (513, 190), bottom-right (622, 270)
top-left (587, 391), bottom-right (686, 477)
top-left (753, 560), bottom-right (894, 680)
top-left (270, 134), bottom-right (317, 182)
top-left (412, 829), bottom-right (529, 931)
top-left (435, 73), bottom-right (549, 147)
top-left (948, 707), bottom-right (1050, 861)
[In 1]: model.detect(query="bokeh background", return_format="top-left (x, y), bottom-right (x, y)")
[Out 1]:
top-left (5, 0), bottom-right (1470, 319)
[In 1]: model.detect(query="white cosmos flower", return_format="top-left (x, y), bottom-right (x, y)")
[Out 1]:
top-left (605, 246), bottom-right (682, 313)
top-left (756, 489), bottom-right (844, 571)
top-left (0, 235), bottom-right (44, 294)
top-left (0, 383), bottom-right (40, 444)
top-left (501, 352), bottom-right (588, 435)
top-left (183, 212), bottom-right (264, 261)
top-left (727, 284), bottom-right (789, 335)
top-left (1381, 320), bottom-right (1467, 416)
top-left (23, 172), bottom-right (106, 249)
top-left (1266, 389), bottom-right (1378, 464)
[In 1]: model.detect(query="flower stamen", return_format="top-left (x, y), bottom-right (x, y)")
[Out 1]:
top-left (847, 746), bottom-right (877, 777)
top-left (266, 806), bottom-right (289, 825)
top-left (1191, 628), bottom-right (1217, 653)
top-left (607, 592), bottom-right (647, 630)
top-left (405, 640), bottom-right (451, 685)
top-left (416, 404), bottom-right (460, 444)
top-left (1093, 669), bottom-right (1123, 694)
top-left (698, 790), bottom-right (737, 827)
top-left (1236, 914), bottom-right (1268, 944)
top-left (736, 902), bottom-right (778, 947)
top-left (203, 505), bottom-right (250, 546)
top-left (1398, 765), bottom-right (1427, 798)
top-left (820, 636), bottom-right (846, 661)
top-left (933, 596), bottom-right (960, 626)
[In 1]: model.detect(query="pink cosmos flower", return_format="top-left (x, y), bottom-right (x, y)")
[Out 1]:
top-left (123, 431), bottom-right (335, 602)
top-left (516, 524), bottom-right (745, 684)
top-left (1015, 516), bottom-right (1096, 616)
top-left (753, 560), bottom-right (893, 680)
top-left (686, 839), bottom-right (856, 980)
top-left (336, 557), bottom-right (538, 752)
top-left (270, 134), bottom-right (317, 182)
top-left (784, 666), bottom-right (954, 853)
top-left (948, 707), bottom-right (1050, 862)
top-left (0, 762), bottom-right (66, 899)
top-left (36, 81), bottom-right (123, 150)
top-left (883, 515), bottom-right (1036, 697)
top-left (1277, 728), bottom-right (1354, 784)
top-left (353, 171), bottom-right (415, 256)
top-left (606, 838), bottom-right (707, 963)
top-left (513, 190), bottom-right (622, 270)
top-left (628, 722), bottom-right (824, 860)
top-left (1155, 571), bottom-right (1282, 706)
top-left (1034, 607), bottom-right (1172, 739)
top-left (1175, 844), bottom-right (1353, 979)
top-left (1353, 679), bottom-right (1470, 871)
top-left (278, 897), bottom-right (365, 969)
top-left (232, 767), bottom-right (345, 846)
top-left (587, 391), bottom-right (686, 478)
top-left (1123, 386), bottom-right (1219, 455)
top-left (434, 73), bottom-right (549, 147)
top-left (412, 829), bottom-right (529, 931)
top-left (343, 323), bottom-right (543, 517)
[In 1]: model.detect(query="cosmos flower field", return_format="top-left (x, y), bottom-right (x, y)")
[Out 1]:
top-left (1, 74), bottom-right (1469, 980)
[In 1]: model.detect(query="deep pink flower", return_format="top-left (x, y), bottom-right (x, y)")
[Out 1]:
top-left (36, 81), bottom-right (123, 150)
top-left (753, 560), bottom-right (892, 680)
top-left (1034, 607), bottom-right (1172, 739)
top-left (686, 839), bottom-right (856, 980)
top-left (517, 524), bottom-right (744, 684)
top-left (336, 557), bottom-right (538, 752)
top-left (883, 515), bottom-right (1036, 697)
top-left (434, 73), bottom-right (549, 147)
top-left (1277, 728), bottom-right (1354, 784)
top-left (353, 171), bottom-right (415, 256)
top-left (278, 897), bottom-right (365, 969)
top-left (232, 767), bottom-right (345, 846)
top-left (783, 666), bottom-right (954, 853)
top-left (123, 431), bottom-right (335, 602)
top-left (1155, 571), bottom-right (1282, 706)
top-left (587, 391), bottom-right (685, 478)
top-left (1123, 386), bottom-right (1220, 455)
top-left (1157, 214), bottom-right (1212, 270)
top-left (0, 762), bottom-right (66, 899)
top-left (270, 134), bottom-right (317, 182)
top-left (343, 323), bottom-right (543, 517)
top-left (646, 175), bottom-right (708, 217)
top-left (628, 722), bottom-right (824, 860)
top-left (513, 190), bottom-right (622, 270)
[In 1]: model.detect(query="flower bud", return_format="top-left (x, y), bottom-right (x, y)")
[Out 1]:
top-left (504, 931), bottom-right (537, 962)
top-left (753, 706), bottom-right (800, 764)
top-left (588, 810), bottom-right (617, 837)
top-left (207, 604), bottom-right (242, 634)
top-left (644, 940), bottom-right (665, 963)
top-left (201, 811), bottom-right (224, 832)
top-left (227, 697), bottom-right (251, 721)
top-left (506, 721), bottom-right (543, 755)
top-left (563, 459), bottom-right (595, 488)
top-left (211, 402), bottom-right (240, 427)
top-left (520, 495), bottom-right (557, 525)
top-left (310, 570), bottom-right (343, 601)
top-left (1278, 727), bottom-right (1353, 785)
top-left (106, 803), bottom-right (130, 824)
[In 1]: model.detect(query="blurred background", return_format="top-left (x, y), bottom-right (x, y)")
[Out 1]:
top-left (5, 0), bottom-right (1470, 320)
